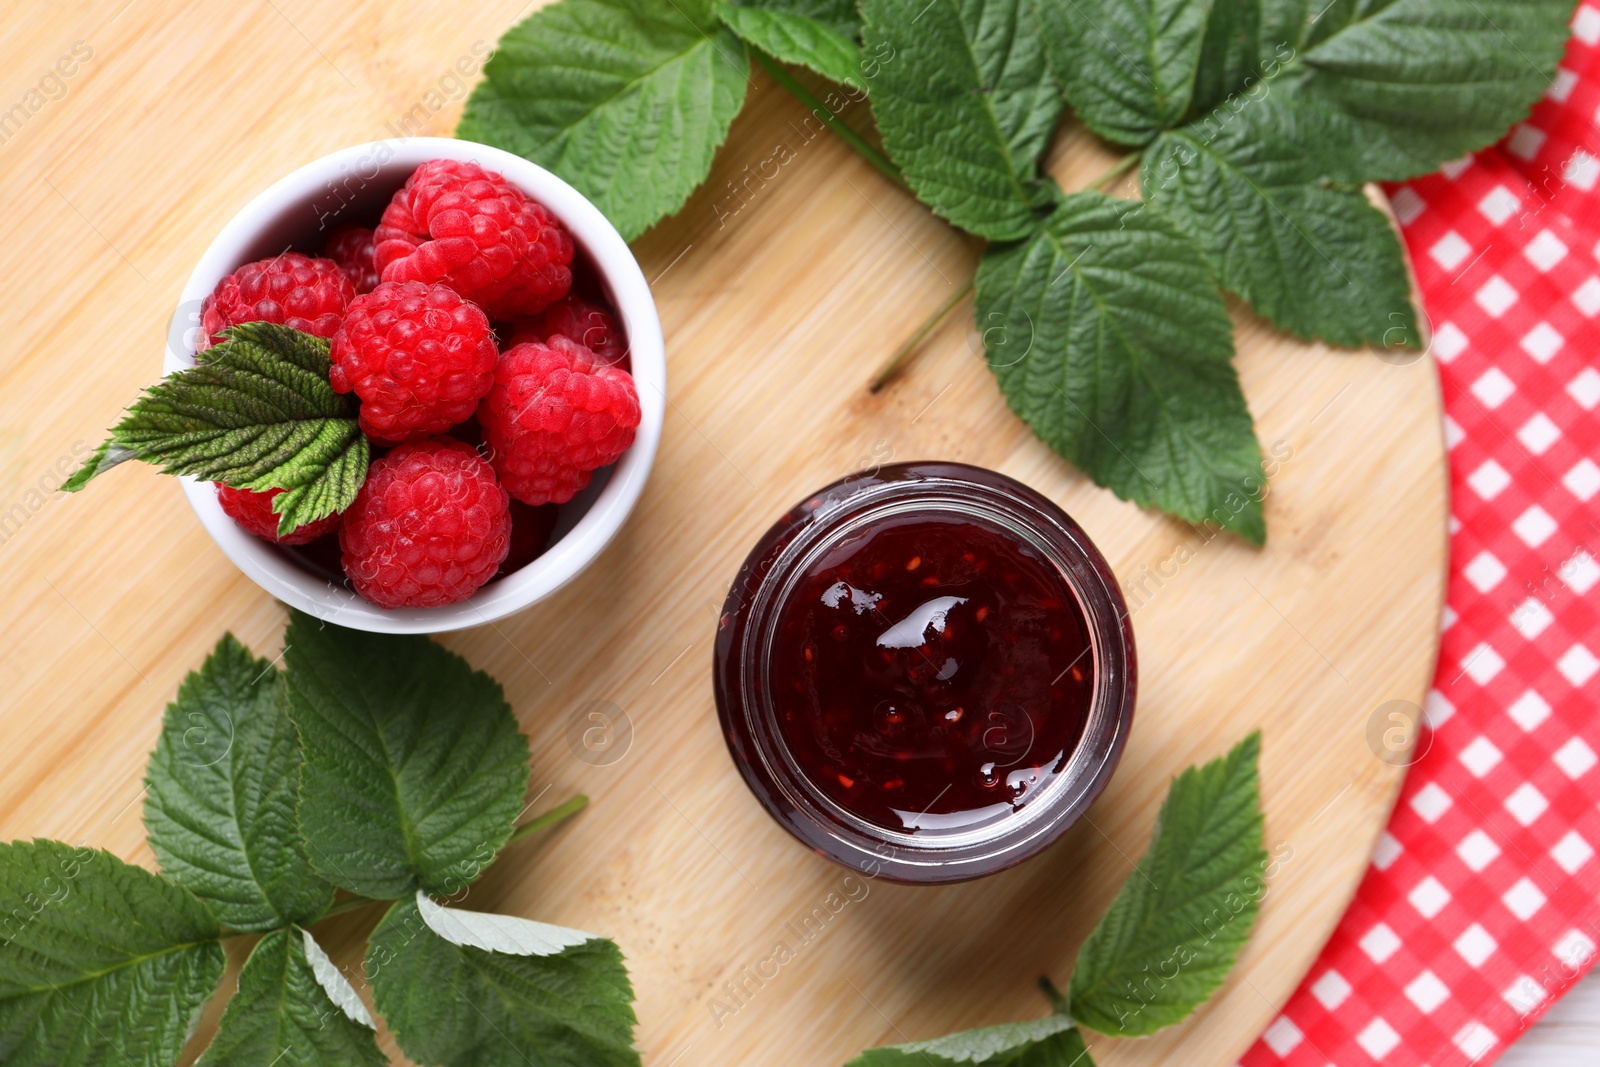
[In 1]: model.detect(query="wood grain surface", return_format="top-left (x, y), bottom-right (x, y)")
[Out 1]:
top-left (0, 3), bottom-right (1448, 1065)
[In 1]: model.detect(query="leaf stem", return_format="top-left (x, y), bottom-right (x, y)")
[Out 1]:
top-left (868, 278), bottom-right (975, 393)
top-left (751, 49), bottom-right (904, 186)
top-left (1039, 975), bottom-right (1070, 1015)
top-left (505, 792), bottom-right (590, 845)
top-left (1091, 153), bottom-right (1139, 192)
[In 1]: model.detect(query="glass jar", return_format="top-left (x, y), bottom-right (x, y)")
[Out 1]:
top-left (713, 462), bottom-right (1135, 884)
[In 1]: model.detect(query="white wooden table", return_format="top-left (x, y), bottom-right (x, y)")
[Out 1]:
top-left (1503, 974), bottom-right (1600, 1065)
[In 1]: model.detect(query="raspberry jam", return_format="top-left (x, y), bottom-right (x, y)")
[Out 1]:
top-left (714, 463), bottom-right (1135, 884)
top-left (775, 515), bottom-right (1094, 829)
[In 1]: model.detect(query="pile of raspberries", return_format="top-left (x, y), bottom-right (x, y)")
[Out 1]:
top-left (202, 159), bottom-right (641, 610)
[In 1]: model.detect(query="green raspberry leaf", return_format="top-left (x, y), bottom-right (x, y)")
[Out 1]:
top-left (1143, 116), bottom-right (1418, 349)
top-left (1236, 0), bottom-right (1572, 182)
top-left (1069, 732), bottom-right (1266, 1036)
top-left (368, 893), bottom-right (640, 1067)
top-left (1192, 0), bottom-right (1263, 114)
top-left (1259, 0), bottom-right (1313, 54)
top-left (63, 321), bottom-right (367, 537)
top-left (199, 928), bottom-right (384, 1067)
top-left (846, 1015), bottom-right (1092, 1066)
top-left (731, 0), bottom-right (860, 39)
top-left (283, 610), bottom-right (531, 899)
top-left (860, 0), bottom-right (1062, 240)
top-left (1036, 0), bottom-right (1211, 146)
top-left (975, 189), bottom-right (1266, 543)
top-left (0, 840), bottom-right (225, 1067)
top-left (721, 0), bottom-right (862, 85)
top-left (144, 633), bottom-right (333, 933)
top-left (458, 0), bottom-right (749, 241)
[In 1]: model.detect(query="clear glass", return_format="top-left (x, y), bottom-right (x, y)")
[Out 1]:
top-left (713, 462), bottom-right (1136, 884)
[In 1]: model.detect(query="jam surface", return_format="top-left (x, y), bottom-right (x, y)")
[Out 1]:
top-left (768, 511), bottom-right (1093, 833)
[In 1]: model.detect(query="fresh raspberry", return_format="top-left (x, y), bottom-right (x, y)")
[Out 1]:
top-left (375, 159), bottom-right (573, 319)
top-left (200, 252), bottom-right (354, 348)
top-left (325, 224), bottom-right (380, 293)
top-left (339, 439), bottom-right (511, 609)
top-left (215, 484), bottom-right (341, 545)
top-left (512, 295), bottom-right (628, 366)
top-left (479, 336), bottom-right (642, 506)
top-left (329, 281), bottom-right (498, 444)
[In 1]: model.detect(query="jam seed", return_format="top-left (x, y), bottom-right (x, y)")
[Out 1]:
top-left (975, 606), bottom-right (989, 622)
top-left (906, 555), bottom-right (922, 571)
top-left (837, 773), bottom-right (855, 788)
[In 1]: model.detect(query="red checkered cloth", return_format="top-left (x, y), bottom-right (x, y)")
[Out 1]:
top-left (1240, 9), bottom-right (1600, 1066)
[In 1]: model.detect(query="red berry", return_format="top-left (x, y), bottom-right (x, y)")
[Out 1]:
top-left (479, 336), bottom-right (642, 506)
top-left (329, 281), bottom-right (498, 444)
top-left (215, 484), bottom-right (341, 545)
top-left (339, 438), bottom-right (511, 609)
top-left (325, 224), bottom-right (380, 293)
top-left (513, 295), bottom-right (628, 366)
top-left (200, 252), bottom-right (354, 348)
top-left (375, 159), bottom-right (573, 319)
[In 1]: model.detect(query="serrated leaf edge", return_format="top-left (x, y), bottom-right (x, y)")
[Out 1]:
top-left (1068, 731), bottom-right (1265, 1034)
top-left (416, 890), bottom-right (597, 956)
top-left (719, 4), bottom-right (863, 85)
top-left (860, 0), bottom-right (1055, 240)
top-left (67, 323), bottom-right (367, 535)
top-left (301, 927), bottom-right (376, 1028)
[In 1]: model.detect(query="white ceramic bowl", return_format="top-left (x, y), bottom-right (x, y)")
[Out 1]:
top-left (168, 137), bottom-right (665, 634)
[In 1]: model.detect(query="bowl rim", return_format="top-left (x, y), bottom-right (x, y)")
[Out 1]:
top-left (170, 136), bottom-right (665, 635)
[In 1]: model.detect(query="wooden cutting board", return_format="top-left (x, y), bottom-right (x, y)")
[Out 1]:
top-left (0, 3), bottom-right (1447, 1065)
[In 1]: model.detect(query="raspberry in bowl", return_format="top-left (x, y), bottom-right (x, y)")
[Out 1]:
top-left (169, 138), bottom-right (664, 634)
